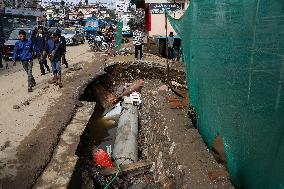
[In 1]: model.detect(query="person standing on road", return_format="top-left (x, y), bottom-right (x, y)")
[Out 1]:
top-left (12, 30), bottom-right (37, 92)
top-left (44, 32), bottom-right (64, 88)
top-left (133, 27), bottom-right (144, 59)
top-left (167, 32), bottom-right (175, 60)
top-left (32, 26), bottom-right (50, 75)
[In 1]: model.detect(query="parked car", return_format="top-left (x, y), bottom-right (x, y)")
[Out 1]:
top-left (3, 27), bottom-right (33, 59)
top-left (61, 29), bottom-right (85, 45)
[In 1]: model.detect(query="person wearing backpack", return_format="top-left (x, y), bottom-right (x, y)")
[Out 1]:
top-left (43, 32), bottom-right (64, 88)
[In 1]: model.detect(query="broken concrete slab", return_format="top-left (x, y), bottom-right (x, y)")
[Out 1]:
top-left (34, 102), bottom-right (96, 189)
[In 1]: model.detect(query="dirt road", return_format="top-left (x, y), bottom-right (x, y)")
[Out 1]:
top-left (0, 44), bottom-right (102, 188)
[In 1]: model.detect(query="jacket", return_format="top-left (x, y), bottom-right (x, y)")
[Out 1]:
top-left (45, 39), bottom-right (64, 62)
top-left (13, 39), bottom-right (36, 62)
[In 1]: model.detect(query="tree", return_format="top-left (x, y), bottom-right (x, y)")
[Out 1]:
top-left (106, 9), bottom-right (116, 19)
top-left (128, 10), bottom-right (145, 31)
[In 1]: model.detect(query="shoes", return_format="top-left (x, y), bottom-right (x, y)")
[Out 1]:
top-left (65, 63), bottom-right (69, 68)
top-left (31, 82), bottom-right (36, 87)
top-left (41, 72), bottom-right (46, 76)
top-left (28, 87), bottom-right (33, 92)
top-left (13, 62), bottom-right (16, 66)
top-left (58, 82), bottom-right (63, 88)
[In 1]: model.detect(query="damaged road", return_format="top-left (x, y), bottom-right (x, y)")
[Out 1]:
top-left (0, 44), bottom-right (105, 189)
top-left (74, 60), bottom-right (234, 189)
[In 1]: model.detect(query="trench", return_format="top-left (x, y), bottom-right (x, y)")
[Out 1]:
top-left (67, 62), bottom-right (231, 189)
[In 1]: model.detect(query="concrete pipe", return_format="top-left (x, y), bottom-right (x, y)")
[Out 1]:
top-left (113, 103), bottom-right (139, 165)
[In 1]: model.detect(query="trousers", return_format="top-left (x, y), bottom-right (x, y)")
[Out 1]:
top-left (22, 61), bottom-right (35, 88)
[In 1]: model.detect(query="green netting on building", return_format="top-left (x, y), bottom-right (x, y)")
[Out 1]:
top-left (115, 22), bottom-right (123, 52)
top-left (167, 1), bottom-right (284, 188)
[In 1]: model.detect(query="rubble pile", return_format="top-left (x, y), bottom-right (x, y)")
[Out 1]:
top-left (77, 61), bottom-right (232, 189)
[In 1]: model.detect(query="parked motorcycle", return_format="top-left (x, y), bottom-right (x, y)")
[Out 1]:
top-left (88, 35), bottom-right (109, 52)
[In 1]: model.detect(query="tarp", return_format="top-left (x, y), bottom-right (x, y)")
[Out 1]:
top-left (167, 1), bottom-right (284, 188)
top-left (115, 21), bottom-right (123, 52)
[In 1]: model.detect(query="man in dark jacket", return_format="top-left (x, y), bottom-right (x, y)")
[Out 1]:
top-left (13, 30), bottom-right (37, 92)
top-left (55, 29), bottom-right (68, 68)
top-left (32, 26), bottom-right (50, 75)
top-left (44, 32), bottom-right (64, 88)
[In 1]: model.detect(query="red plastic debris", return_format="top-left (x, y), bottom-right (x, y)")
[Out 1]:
top-left (93, 149), bottom-right (114, 168)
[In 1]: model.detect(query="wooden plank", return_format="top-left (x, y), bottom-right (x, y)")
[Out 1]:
top-left (99, 160), bottom-right (153, 176)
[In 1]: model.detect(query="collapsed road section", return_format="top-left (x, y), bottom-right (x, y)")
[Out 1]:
top-left (37, 61), bottom-right (233, 188)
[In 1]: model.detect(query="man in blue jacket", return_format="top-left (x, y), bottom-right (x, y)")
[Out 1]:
top-left (13, 30), bottom-right (37, 92)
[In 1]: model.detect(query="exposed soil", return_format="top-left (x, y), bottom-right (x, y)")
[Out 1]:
top-left (75, 61), bottom-right (234, 189)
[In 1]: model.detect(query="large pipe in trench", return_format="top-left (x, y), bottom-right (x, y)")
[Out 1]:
top-left (113, 103), bottom-right (139, 165)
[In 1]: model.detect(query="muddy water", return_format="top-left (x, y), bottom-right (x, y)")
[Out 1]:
top-left (87, 115), bottom-right (117, 151)
top-left (68, 104), bottom-right (118, 188)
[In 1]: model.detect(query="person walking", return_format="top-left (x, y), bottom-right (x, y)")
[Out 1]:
top-left (167, 32), bottom-right (175, 60)
top-left (133, 27), bottom-right (144, 59)
top-left (32, 26), bottom-right (50, 75)
top-left (55, 29), bottom-right (68, 68)
top-left (44, 32), bottom-right (64, 88)
top-left (12, 30), bottom-right (37, 92)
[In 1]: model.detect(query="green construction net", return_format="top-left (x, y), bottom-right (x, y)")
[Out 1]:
top-left (167, 1), bottom-right (284, 188)
top-left (115, 22), bottom-right (123, 52)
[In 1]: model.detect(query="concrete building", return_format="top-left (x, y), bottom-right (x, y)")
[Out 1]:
top-left (115, 0), bottom-right (135, 19)
top-left (145, 0), bottom-right (189, 37)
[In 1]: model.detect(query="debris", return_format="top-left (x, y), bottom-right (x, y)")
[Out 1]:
top-left (147, 90), bottom-right (158, 96)
top-left (93, 149), bottom-right (114, 168)
top-left (99, 160), bottom-right (153, 177)
top-left (124, 92), bottom-right (142, 106)
top-left (166, 97), bottom-right (183, 109)
top-left (42, 85), bottom-right (50, 90)
top-left (208, 170), bottom-right (229, 181)
top-left (69, 66), bottom-right (83, 72)
top-left (106, 145), bottom-right (112, 156)
top-left (22, 100), bottom-right (30, 106)
top-left (122, 79), bottom-right (144, 97)
top-left (0, 141), bottom-right (10, 151)
top-left (93, 83), bottom-right (118, 109)
top-left (171, 81), bottom-right (187, 89)
top-left (104, 102), bottom-right (122, 120)
top-left (13, 105), bottom-right (20, 109)
top-left (158, 85), bottom-right (168, 91)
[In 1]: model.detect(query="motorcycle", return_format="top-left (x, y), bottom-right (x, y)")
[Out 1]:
top-left (88, 35), bottom-right (109, 52)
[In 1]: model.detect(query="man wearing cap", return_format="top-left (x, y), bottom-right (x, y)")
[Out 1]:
top-left (44, 32), bottom-right (64, 88)
top-left (12, 30), bottom-right (37, 92)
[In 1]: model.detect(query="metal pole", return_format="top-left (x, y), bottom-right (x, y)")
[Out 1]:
top-left (165, 12), bottom-right (170, 83)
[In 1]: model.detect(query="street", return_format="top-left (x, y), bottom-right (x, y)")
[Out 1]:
top-left (0, 43), bottom-right (99, 187)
